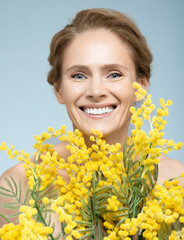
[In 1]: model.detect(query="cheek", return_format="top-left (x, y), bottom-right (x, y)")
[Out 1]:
top-left (60, 88), bottom-right (83, 109)
top-left (113, 84), bottom-right (135, 104)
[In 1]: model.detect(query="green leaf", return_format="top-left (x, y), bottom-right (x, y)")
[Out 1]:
top-left (81, 196), bottom-right (90, 213)
top-left (144, 180), bottom-right (151, 193)
top-left (37, 180), bottom-right (55, 195)
top-left (94, 185), bottom-right (112, 194)
top-left (116, 178), bottom-right (127, 197)
top-left (5, 212), bottom-right (20, 218)
top-left (96, 197), bottom-right (109, 206)
top-left (126, 159), bottom-right (133, 175)
top-left (92, 171), bottom-right (96, 192)
top-left (154, 163), bottom-right (158, 182)
top-left (0, 204), bottom-right (20, 210)
top-left (38, 189), bottom-right (59, 201)
top-left (111, 185), bottom-right (126, 199)
top-left (0, 191), bottom-right (14, 197)
top-left (77, 228), bottom-right (93, 234)
top-left (118, 198), bottom-right (128, 205)
top-left (133, 187), bottom-right (144, 197)
top-left (96, 171), bottom-right (101, 187)
top-left (126, 143), bottom-right (134, 158)
top-left (0, 213), bottom-right (11, 223)
top-left (96, 193), bottom-right (111, 201)
top-left (0, 185), bottom-right (13, 193)
top-left (0, 201), bottom-right (19, 206)
top-left (117, 207), bottom-right (129, 212)
top-left (79, 207), bottom-right (92, 221)
top-left (79, 231), bottom-right (94, 240)
top-left (123, 142), bottom-right (134, 172)
top-left (42, 209), bottom-right (55, 214)
top-left (112, 212), bottom-right (128, 219)
top-left (146, 168), bottom-right (154, 188)
top-left (129, 166), bottom-right (142, 178)
top-left (116, 216), bottom-right (128, 227)
top-left (75, 220), bottom-right (92, 227)
top-left (10, 176), bottom-right (17, 196)
top-left (18, 178), bottom-right (22, 202)
top-left (96, 205), bottom-right (107, 213)
top-left (128, 188), bottom-right (134, 204)
top-left (131, 177), bottom-right (147, 184)
top-left (4, 177), bottom-right (14, 192)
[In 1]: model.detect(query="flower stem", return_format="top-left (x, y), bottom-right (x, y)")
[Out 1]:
top-left (137, 233), bottom-right (145, 240)
top-left (34, 200), bottom-right (55, 240)
top-left (96, 214), bottom-right (101, 240)
top-left (61, 222), bottom-right (66, 240)
top-left (0, 213), bottom-right (11, 223)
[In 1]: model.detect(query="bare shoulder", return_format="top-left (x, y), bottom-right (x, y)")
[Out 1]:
top-left (54, 141), bottom-right (70, 159)
top-left (0, 162), bottom-right (27, 186)
top-left (158, 155), bottom-right (184, 185)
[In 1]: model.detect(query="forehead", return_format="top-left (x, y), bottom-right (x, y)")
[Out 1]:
top-left (62, 29), bottom-right (135, 72)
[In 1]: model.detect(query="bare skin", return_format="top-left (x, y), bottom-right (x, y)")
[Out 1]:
top-left (0, 29), bottom-right (183, 239)
top-left (0, 141), bottom-right (184, 240)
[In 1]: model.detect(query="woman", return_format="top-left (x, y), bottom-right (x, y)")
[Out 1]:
top-left (0, 8), bottom-right (183, 236)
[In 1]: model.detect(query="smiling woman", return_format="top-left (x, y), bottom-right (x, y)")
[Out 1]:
top-left (49, 8), bottom-right (152, 147)
top-left (54, 29), bottom-right (140, 145)
top-left (0, 8), bottom-right (184, 239)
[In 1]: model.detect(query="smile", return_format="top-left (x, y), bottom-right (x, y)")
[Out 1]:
top-left (80, 106), bottom-right (116, 115)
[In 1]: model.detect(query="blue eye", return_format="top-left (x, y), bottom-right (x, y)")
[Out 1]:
top-left (108, 73), bottom-right (122, 78)
top-left (72, 74), bottom-right (86, 79)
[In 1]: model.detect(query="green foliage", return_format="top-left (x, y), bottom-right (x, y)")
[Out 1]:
top-left (0, 177), bottom-right (30, 221)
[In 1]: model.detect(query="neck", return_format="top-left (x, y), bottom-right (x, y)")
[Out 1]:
top-left (82, 125), bottom-right (130, 152)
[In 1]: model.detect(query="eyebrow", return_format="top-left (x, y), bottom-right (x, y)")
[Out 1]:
top-left (64, 64), bottom-right (129, 74)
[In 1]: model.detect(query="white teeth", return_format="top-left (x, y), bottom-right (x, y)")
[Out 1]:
top-left (83, 107), bottom-right (115, 115)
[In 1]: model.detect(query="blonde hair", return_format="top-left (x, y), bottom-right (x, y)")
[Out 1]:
top-left (47, 8), bottom-right (152, 85)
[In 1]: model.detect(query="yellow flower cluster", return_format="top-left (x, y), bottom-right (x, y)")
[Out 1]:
top-left (0, 82), bottom-right (183, 240)
top-left (130, 82), bottom-right (182, 172)
top-left (0, 205), bottom-right (53, 240)
top-left (169, 229), bottom-right (184, 240)
top-left (102, 178), bottom-right (184, 240)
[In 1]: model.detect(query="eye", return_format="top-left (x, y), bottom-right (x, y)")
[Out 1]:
top-left (108, 72), bottom-right (122, 78)
top-left (72, 73), bottom-right (86, 80)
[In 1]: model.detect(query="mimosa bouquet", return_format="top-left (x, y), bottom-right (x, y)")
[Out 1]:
top-left (0, 82), bottom-right (183, 240)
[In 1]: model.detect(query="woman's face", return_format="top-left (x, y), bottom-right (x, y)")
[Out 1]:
top-left (55, 29), bottom-right (142, 143)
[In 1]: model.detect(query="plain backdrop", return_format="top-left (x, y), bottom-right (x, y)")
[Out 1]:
top-left (0, 0), bottom-right (184, 175)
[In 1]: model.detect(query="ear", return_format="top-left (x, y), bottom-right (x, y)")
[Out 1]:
top-left (135, 77), bottom-right (149, 102)
top-left (54, 83), bottom-right (65, 104)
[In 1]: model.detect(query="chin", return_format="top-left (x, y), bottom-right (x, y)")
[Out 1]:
top-left (81, 125), bottom-right (117, 138)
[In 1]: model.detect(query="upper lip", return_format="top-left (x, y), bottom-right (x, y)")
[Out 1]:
top-left (79, 103), bottom-right (117, 109)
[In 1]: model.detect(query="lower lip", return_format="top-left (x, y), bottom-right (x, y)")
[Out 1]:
top-left (81, 109), bottom-right (115, 119)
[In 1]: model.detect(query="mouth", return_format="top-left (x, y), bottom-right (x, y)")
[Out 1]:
top-left (80, 105), bottom-right (117, 115)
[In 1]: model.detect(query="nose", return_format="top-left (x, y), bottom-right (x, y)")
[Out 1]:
top-left (85, 78), bottom-right (107, 100)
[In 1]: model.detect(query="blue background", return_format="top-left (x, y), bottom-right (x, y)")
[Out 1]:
top-left (0, 0), bottom-right (184, 175)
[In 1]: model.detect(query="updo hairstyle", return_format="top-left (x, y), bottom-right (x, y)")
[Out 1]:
top-left (47, 8), bottom-right (152, 86)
